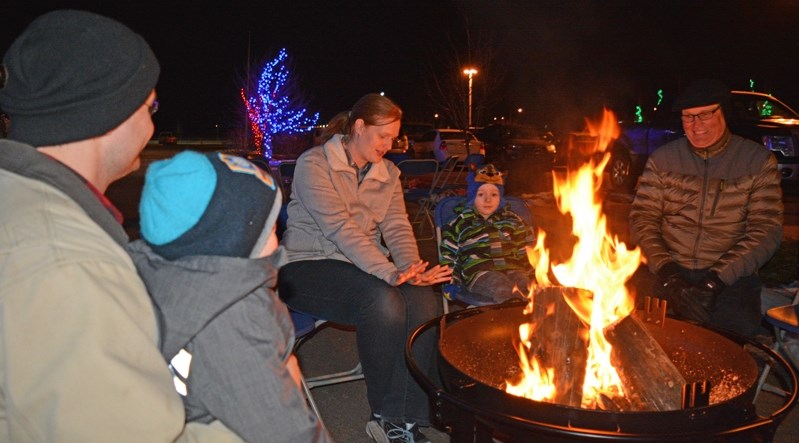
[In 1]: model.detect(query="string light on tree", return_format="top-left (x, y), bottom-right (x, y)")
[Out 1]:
top-left (240, 48), bottom-right (319, 158)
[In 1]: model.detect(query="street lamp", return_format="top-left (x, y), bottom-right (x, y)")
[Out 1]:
top-left (462, 68), bottom-right (478, 128)
top-left (463, 67), bottom-right (477, 157)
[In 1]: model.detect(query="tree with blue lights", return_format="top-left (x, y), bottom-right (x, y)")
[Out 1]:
top-left (241, 48), bottom-right (318, 158)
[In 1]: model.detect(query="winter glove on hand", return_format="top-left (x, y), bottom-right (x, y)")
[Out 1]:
top-left (673, 272), bottom-right (725, 324)
top-left (693, 271), bottom-right (725, 311)
top-left (656, 262), bottom-right (691, 305)
top-left (674, 287), bottom-right (712, 323)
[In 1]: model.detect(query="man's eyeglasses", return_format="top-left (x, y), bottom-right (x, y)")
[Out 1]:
top-left (148, 100), bottom-right (159, 115)
top-left (680, 105), bottom-right (720, 123)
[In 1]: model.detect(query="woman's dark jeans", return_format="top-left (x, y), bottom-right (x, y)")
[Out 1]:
top-left (278, 259), bottom-right (441, 426)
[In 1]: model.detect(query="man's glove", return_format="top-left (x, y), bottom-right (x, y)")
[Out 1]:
top-left (696, 271), bottom-right (726, 298)
top-left (656, 262), bottom-right (691, 300)
top-left (673, 272), bottom-right (725, 324)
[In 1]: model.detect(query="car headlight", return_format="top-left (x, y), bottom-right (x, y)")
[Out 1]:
top-left (762, 135), bottom-right (796, 157)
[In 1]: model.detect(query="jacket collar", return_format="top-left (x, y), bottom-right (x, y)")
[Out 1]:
top-left (0, 139), bottom-right (128, 246)
top-left (323, 134), bottom-right (391, 183)
top-left (690, 128), bottom-right (732, 159)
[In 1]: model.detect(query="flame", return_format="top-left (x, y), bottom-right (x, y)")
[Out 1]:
top-left (505, 321), bottom-right (557, 401)
top-left (505, 108), bottom-right (643, 409)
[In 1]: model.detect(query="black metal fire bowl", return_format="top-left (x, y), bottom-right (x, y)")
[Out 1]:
top-left (407, 301), bottom-right (798, 442)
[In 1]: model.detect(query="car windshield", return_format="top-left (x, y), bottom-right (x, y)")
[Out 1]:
top-left (441, 131), bottom-right (474, 141)
top-left (732, 95), bottom-right (799, 120)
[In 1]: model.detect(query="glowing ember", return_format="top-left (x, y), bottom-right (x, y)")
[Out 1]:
top-left (506, 109), bottom-right (644, 409)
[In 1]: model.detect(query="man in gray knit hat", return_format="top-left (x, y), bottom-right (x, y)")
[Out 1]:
top-left (0, 10), bottom-right (243, 441)
top-left (630, 79), bottom-right (783, 339)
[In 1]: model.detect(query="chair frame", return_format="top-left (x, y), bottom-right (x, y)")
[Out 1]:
top-left (290, 310), bottom-right (365, 421)
top-left (434, 195), bottom-right (534, 313)
top-left (754, 289), bottom-right (799, 402)
top-left (396, 159), bottom-right (441, 240)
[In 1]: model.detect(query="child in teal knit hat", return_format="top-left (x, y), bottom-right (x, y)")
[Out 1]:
top-left (127, 150), bottom-right (332, 443)
top-left (440, 164), bottom-right (535, 303)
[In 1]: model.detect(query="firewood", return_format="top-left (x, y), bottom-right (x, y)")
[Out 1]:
top-left (523, 286), bottom-right (591, 407)
top-left (605, 313), bottom-right (686, 411)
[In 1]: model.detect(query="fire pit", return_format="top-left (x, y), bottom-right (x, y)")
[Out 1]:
top-left (407, 300), bottom-right (798, 442)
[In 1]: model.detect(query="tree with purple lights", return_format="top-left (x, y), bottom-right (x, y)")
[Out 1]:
top-left (241, 48), bottom-right (318, 158)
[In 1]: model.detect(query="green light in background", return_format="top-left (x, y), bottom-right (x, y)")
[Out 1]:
top-left (749, 79), bottom-right (755, 91)
top-left (635, 106), bottom-right (643, 123)
top-left (760, 100), bottom-right (773, 117)
top-left (656, 89), bottom-right (663, 107)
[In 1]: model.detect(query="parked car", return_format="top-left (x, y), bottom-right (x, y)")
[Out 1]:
top-left (476, 123), bottom-right (558, 194)
top-left (605, 90), bottom-right (799, 191)
top-left (413, 129), bottom-right (485, 162)
top-left (388, 133), bottom-right (409, 155)
top-left (476, 123), bottom-right (558, 170)
top-left (400, 122), bottom-right (435, 157)
top-left (158, 131), bottom-right (178, 145)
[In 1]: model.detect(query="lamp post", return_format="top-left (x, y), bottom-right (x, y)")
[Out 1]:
top-left (463, 67), bottom-right (477, 156)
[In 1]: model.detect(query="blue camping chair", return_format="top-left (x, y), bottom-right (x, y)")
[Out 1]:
top-left (434, 195), bottom-right (533, 313)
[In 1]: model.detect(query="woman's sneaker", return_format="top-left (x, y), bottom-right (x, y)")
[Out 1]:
top-left (365, 419), bottom-right (430, 443)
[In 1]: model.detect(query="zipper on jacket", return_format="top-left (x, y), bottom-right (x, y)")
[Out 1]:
top-left (710, 179), bottom-right (725, 217)
top-left (691, 157), bottom-right (711, 267)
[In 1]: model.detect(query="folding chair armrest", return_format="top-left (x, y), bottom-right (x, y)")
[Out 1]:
top-left (443, 283), bottom-right (496, 306)
top-left (442, 283), bottom-right (462, 301)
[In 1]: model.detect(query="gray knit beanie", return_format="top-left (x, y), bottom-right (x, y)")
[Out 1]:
top-left (0, 10), bottom-right (160, 146)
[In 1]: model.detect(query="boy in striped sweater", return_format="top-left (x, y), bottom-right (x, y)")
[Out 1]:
top-left (440, 164), bottom-right (535, 303)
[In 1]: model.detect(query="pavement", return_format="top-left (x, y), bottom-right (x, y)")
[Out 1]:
top-left (297, 192), bottom-right (799, 443)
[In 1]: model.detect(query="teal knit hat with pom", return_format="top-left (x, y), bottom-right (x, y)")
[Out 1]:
top-left (140, 151), bottom-right (281, 260)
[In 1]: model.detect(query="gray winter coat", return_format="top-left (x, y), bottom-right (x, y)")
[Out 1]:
top-left (281, 134), bottom-right (421, 283)
top-left (127, 241), bottom-right (331, 443)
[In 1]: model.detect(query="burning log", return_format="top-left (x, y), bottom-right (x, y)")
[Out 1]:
top-left (517, 286), bottom-right (590, 407)
top-left (604, 311), bottom-right (687, 411)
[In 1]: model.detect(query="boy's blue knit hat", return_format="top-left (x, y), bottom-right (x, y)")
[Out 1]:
top-left (466, 163), bottom-right (505, 210)
top-left (140, 151), bottom-right (281, 260)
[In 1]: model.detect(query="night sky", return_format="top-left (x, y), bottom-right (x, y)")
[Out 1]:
top-left (2, 0), bottom-right (798, 138)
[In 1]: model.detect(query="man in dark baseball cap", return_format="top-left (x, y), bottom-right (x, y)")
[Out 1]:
top-left (0, 10), bottom-right (243, 441)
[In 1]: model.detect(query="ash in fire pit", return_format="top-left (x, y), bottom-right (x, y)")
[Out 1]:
top-left (440, 293), bottom-right (758, 412)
